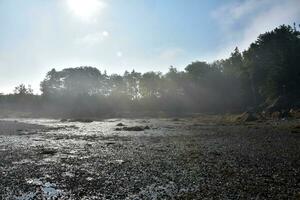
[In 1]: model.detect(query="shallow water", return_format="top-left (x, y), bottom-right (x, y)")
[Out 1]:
top-left (0, 118), bottom-right (202, 199)
top-left (1, 117), bottom-right (200, 137)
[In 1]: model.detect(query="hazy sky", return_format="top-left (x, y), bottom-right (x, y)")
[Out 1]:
top-left (0, 0), bottom-right (300, 94)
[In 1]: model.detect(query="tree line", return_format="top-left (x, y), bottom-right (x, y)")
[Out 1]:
top-left (1, 24), bottom-right (299, 117)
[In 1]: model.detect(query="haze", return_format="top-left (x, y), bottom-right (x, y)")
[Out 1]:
top-left (0, 0), bottom-right (300, 93)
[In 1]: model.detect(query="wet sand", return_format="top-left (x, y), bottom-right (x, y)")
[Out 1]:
top-left (0, 118), bottom-right (299, 199)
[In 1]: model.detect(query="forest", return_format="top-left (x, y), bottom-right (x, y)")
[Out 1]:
top-left (1, 24), bottom-right (300, 118)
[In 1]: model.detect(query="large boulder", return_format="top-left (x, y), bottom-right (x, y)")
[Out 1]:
top-left (266, 96), bottom-right (289, 113)
top-left (289, 109), bottom-right (300, 119)
top-left (236, 112), bottom-right (258, 122)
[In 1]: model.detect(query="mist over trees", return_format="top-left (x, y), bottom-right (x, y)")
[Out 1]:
top-left (1, 24), bottom-right (300, 118)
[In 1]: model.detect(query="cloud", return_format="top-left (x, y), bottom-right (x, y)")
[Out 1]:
top-left (75, 31), bottom-right (110, 46)
top-left (212, 0), bottom-right (267, 26)
top-left (208, 0), bottom-right (300, 61)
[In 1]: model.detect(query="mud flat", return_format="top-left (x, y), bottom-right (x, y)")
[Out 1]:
top-left (0, 118), bottom-right (299, 199)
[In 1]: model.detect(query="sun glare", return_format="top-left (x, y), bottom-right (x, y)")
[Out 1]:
top-left (66, 0), bottom-right (105, 21)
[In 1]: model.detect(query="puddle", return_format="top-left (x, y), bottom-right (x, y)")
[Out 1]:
top-left (16, 179), bottom-right (63, 200)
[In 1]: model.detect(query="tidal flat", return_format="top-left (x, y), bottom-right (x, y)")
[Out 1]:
top-left (0, 117), bottom-right (299, 199)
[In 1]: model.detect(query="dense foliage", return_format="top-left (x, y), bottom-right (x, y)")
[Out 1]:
top-left (1, 25), bottom-right (299, 117)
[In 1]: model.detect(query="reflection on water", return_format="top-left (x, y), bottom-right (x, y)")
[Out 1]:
top-left (15, 179), bottom-right (62, 200)
top-left (0, 117), bottom-right (204, 199)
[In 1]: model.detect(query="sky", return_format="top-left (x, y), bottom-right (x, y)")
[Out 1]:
top-left (0, 0), bottom-right (300, 94)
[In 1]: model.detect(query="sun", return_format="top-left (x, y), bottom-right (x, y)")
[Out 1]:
top-left (66, 0), bottom-right (106, 21)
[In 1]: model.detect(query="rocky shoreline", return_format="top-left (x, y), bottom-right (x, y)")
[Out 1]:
top-left (0, 118), bottom-right (299, 199)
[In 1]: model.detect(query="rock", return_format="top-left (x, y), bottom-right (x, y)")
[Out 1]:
top-left (115, 126), bottom-right (151, 131)
top-left (144, 125), bottom-right (150, 130)
top-left (266, 96), bottom-right (288, 113)
top-left (39, 148), bottom-right (57, 155)
top-left (291, 125), bottom-right (300, 133)
top-left (281, 110), bottom-right (290, 118)
top-left (289, 109), bottom-right (300, 119)
top-left (68, 119), bottom-right (93, 123)
top-left (60, 119), bottom-right (68, 122)
top-left (236, 112), bottom-right (258, 122)
top-left (270, 110), bottom-right (290, 119)
top-left (271, 111), bottom-right (282, 119)
top-left (116, 123), bottom-right (125, 126)
top-left (105, 142), bottom-right (116, 146)
top-left (123, 126), bottom-right (144, 131)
